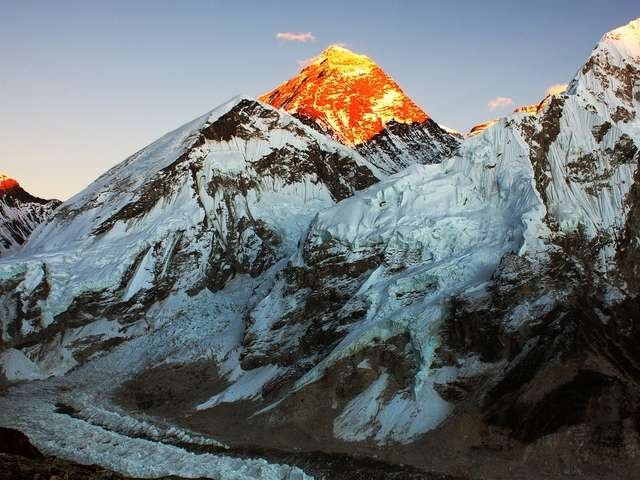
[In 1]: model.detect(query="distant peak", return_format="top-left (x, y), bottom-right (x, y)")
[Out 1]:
top-left (0, 174), bottom-right (19, 192)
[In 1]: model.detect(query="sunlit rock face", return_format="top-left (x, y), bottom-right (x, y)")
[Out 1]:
top-left (469, 85), bottom-right (569, 137)
top-left (0, 174), bottom-right (19, 192)
top-left (467, 119), bottom-right (498, 136)
top-left (513, 103), bottom-right (541, 115)
top-left (260, 45), bottom-right (428, 146)
top-left (0, 174), bottom-right (60, 255)
top-left (514, 85), bottom-right (568, 116)
top-left (260, 45), bottom-right (459, 173)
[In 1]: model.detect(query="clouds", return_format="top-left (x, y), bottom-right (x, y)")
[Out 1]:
top-left (276, 32), bottom-right (316, 43)
top-left (488, 96), bottom-right (514, 111)
top-left (545, 83), bottom-right (568, 96)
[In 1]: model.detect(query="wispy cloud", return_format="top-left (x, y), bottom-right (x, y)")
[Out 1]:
top-left (276, 32), bottom-right (316, 43)
top-left (545, 83), bottom-right (568, 96)
top-left (488, 96), bottom-right (514, 111)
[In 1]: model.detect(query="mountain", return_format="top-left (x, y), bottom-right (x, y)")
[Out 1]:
top-left (1, 17), bottom-right (640, 480)
top-left (0, 96), bottom-right (379, 379)
top-left (0, 174), bottom-right (60, 256)
top-left (469, 86), bottom-right (569, 137)
top-left (229, 17), bottom-right (640, 474)
top-left (260, 45), bottom-right (459, 174)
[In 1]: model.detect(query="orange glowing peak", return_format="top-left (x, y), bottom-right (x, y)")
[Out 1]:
top-left (513, 84), bottom-right (568, 116)
top-left (468, 119), bottom-right (498, 137)
top-left (513, 103), bottom-right (541, 115)
top-left (0, 174), bottom-right (19, 192)
top-left (545, 84), bottom-right (568, 97)
top-left (259, 44), bottom-right (429, 145)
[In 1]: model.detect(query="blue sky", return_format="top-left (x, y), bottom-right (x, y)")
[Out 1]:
top-left (2, 0), bottom-right (638, 199)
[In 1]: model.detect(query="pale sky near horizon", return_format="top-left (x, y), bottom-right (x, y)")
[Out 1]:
top-left (2, 0), bottom-right (639, 200)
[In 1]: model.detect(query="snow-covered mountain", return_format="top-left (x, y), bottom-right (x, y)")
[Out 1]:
top-left (240, 17), bottom-right (640, 470)
top-left (0, 174), bottom-right (60, 256)
top-left (469, 85), bottom-right (569, 137)
top-left (1, 17), bottom-right (640, 480)
top-left (0, 96), bottom-right (379, 378)
top-left (260, 45), bottom-right (459, 174)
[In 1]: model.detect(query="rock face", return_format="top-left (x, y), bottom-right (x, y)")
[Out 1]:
top-left (260, 45), bottom-right (459, 174)
top-left (467, 119), bottom-right (498, 136)
top-left (470, 86), bottom-right (569, 137)
top-left (0, 427), bottom-right (43, 459)
top-left (0, 175), bottom-right (60, 256)
top-left (1, 17), bottom-right (640, 480)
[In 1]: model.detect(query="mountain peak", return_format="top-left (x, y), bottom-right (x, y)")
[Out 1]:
top-left (312, 44), bottom-right (375, 72)
top-left (605, 17), bottom-right (640, 40)
top-left (0, 174), bottom-right (19, 192)
top-left (0, 174), bottom-right (59, 255)
top-left (259, 45), bottom-right (429, 145)
top-left (598, 17), bottom-right (640, 59)
top-left (322, 44), bottom-right (352, 54)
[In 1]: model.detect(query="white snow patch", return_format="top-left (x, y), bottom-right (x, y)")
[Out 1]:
top-left (0, 349), bottom-right (46, 381)
top-left (196, 365), bottom-right (281, 410)
top-left (333, 373), bottom-right (388, 441)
